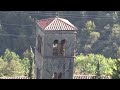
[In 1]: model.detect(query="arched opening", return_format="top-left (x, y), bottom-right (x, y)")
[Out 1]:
top-left (59, 39), bottom-right (66, 56)
top-left (52, 72), bottom-right (58, 79)
top-left (37, 35), bottom-right (42, 54)
top-left (58, 72), bottom-right (62, 79)
top-left (52, 72), bottom-right (62, 79)
top-left (53, 40), bottom-right (59, 56)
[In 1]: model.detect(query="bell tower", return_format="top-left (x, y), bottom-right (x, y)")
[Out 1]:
top-left (35, 16), bottom-right (77, 79)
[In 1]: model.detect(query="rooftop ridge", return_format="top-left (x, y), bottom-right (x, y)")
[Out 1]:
top-left (36, 17), bottom-right (78, 31)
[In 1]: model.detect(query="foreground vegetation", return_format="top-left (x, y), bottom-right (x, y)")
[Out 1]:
top-left (74, 54), bottom-right (120, 78)
top-left (0, 49), bottom-right (34, 78)
top-left (0, 49), bottom-right (120, 79)
top-left (1, 11), bottom-right (120, 78)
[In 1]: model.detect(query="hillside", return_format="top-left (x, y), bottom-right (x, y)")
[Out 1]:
top-left (0, 11), bottom-right (120, 59)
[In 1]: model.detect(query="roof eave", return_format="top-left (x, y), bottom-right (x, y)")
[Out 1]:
top-left (36, 23), bottom-right (45, 32)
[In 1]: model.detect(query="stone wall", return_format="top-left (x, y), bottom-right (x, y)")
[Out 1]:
top-left (35, 27), bottom-right (77, 79)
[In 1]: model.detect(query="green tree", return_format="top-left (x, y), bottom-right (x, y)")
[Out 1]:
top-left (96, 60), bottom-right (101, 79)
top-left (23, 47), bottom-right (34, 79)
top-left (85, 20), bottom-right (96, 32)
top-left (74, 54), bottom-right (116, 76)
top-left (0, 57), bottom-right (7, 77)
top-left (112, 11), bottom-right (118, 23)
top-left (111, 24), bottom-right (120, 38)
top-left (3, 49), bottom-right (21, 62)
top-left (4, 60), bottom-right (24, 77)
top-left (84, 32), bottom-right (100, 54)
top-left (20, 57), bottom-right (30, 76)
top-left (1, 49), bottom-right (24, 77)
top-left (89, 32), bottom-right (100, 44)
top-left (112, 59), bottom-right (120, 79)
top-left (23, 49), bottom-right (30, 58)
top-left (112, 47), bottom-right (120, 79)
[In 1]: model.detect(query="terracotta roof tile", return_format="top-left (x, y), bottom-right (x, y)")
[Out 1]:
top-left (36, 18), bottom-right (54, 30)
top-left (36, 17), bottom-right (78, 31)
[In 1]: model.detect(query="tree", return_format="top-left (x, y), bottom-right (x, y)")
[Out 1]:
top-left (85, 20), bottom-right (96, 32)
top-left (112, 59), bottom-right (120, 79)
top-left (23, 47), bottom-right (34, 79)
top-left (96, 60), bottom-right (101, 79)
top-left (74, 54), bottom-right (116, 76)
top-left (112, 47), bottom-right (120, 79)
top-left (111, 24), bottom-right (120, 39)
top-left (112, 11), bottom-right (118, 23)
top-left (0, 49), bottom-right (25, 77)
top-left (20, 57), bottom-right (30, 76)
top-left (84, 32), bottom-right (100, 54)
top-left (3, 49), bottom-right (21, 62)
top-left (0, 57), bottom-right (7, 77)
top-left (4, 60), bottom-right (24, 77)
top-left (89, 32), bottom-right (100, 44)
top-left (23, 49), bottom-right (30, 58)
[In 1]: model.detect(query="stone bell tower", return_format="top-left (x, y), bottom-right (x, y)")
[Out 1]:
top-left (35, 16), bottom-right (77, 79)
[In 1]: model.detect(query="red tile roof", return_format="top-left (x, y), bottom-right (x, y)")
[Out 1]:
top-left (73, 75), bottom-right (111, 79)
top-left (36, 18), bottom-right (54, 30)
top-left (36, 17), bottom-right (78, 31)
top-left (0, 76), bottom-right (30, 79)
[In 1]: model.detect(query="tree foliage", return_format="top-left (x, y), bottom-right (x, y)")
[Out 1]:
top-left (3, 49), bottom-right (20, 62)
top-left (85, 20), bottom-right (96, 32)
top-left (0, 11), bottom-right (120, 59)
top-left (74, 54), bottom-right (116, 76)
top-left (20, 58), bottom-right (30, 76)
top-left (1, 11), bottom-right (120, 78)
top-left (4, 60), bottom-right (24, 77)
top-left (0, 49), bottom-right (31, 77)
top-left (112, 47), bottom-right (120, 79)
top-left (0, 58), bottom-right (7, 77)
top-left (23, 48), bottom-right (34, 78)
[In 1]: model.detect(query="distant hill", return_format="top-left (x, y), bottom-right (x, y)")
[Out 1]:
top-left (0, 11), bottom-right (119, 59)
